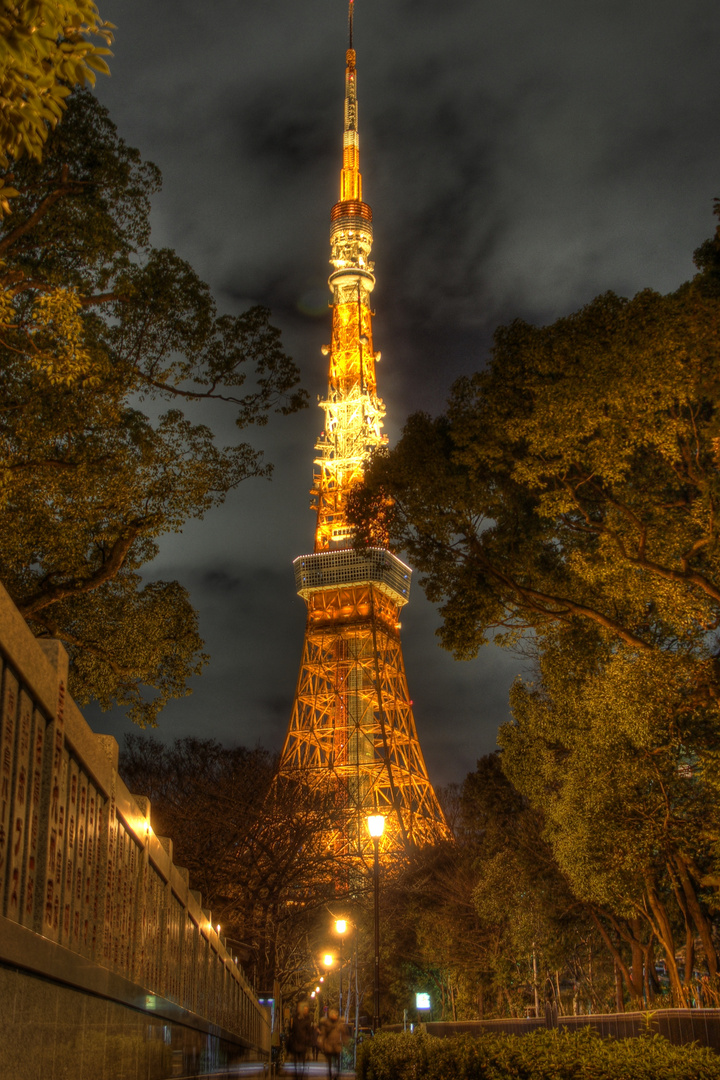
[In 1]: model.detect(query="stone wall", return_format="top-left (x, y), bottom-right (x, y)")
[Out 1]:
top-left (0, 581), bottom-right (270, 1077)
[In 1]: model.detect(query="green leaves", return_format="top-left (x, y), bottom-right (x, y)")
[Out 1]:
top-left (0, 90), bottom-right (307, 725)
top-left (0, 0), bottom-right (114, 206)
top-left (350, 203), bottom-right (720, 1001)
top-left (357, 1029), bottom-right (720, 1080)
top-left (354, 223), bottom-right (720, 666)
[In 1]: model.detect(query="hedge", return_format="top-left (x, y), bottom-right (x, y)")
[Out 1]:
top-left (355, 1028), bottom-right (720, 1080)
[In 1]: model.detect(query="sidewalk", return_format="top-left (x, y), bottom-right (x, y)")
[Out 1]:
top-left (189, 1057), bottom-right (355, 1079)
top-left (277, 1060), bottom-right (355, 1078)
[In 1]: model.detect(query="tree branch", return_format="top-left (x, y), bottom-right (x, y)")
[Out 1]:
top-left (464, 538), bottom-right (653, 650)
top-left (17, 522), bottom-right (146, 616)
top-left (0, 165), bottom-right (86, 256)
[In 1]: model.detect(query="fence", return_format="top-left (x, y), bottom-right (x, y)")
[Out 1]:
top-left (0, 580), bottom-right (270, 1078)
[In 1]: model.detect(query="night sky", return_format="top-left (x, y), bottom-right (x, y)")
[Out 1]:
top-left (87, 0), bottom-right (720, 787)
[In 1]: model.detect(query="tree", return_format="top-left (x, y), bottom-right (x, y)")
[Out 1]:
top-left (349, 205), bottom-right (720, 1007)
top-left (0, 0), bottom-right (113, 212)
top-left (379, 757), bottom-right (614, 1021)
top-left (349, 207), bottom-right (720, 702)
top-left (119, 735), bottom-right (350, 994)
top-left (0, 90), bottom-right (307, 723)
top-left (500, 644), bottom-right (720, 1004)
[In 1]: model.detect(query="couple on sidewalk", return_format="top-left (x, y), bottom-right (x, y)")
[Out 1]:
top-left (289, 1002), bottom-right (348, 1079)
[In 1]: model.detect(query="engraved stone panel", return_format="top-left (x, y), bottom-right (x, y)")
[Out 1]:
top-left (40, 680), bottom-right (67, 942)
top-left (6, 689), bottom-right (32, 921)
top-left (0, 665), bottom-right (19, 909)
top-left (22, 707), bottom-right (45, 930)
top-left (60, 757), bottom-right (80, 947)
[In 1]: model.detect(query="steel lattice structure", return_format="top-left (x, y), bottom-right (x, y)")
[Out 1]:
top-left (277, 5), bottom-right (450, 859)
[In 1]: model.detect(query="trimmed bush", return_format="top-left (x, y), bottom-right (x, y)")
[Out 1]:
top-left (355, 1028), bottom-right (720, 1080)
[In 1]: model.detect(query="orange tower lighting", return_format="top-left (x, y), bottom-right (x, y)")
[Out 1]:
top-left (276, 0), bottom-right (450, 859)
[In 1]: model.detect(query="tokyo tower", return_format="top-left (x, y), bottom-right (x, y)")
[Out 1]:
top-left (276, 1), bottom-right (450, 859)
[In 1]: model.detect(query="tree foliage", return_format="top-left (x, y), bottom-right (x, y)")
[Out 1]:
top-left (349, 206), bottom-right (720, 1004)
top-left (0, 90), bottom-right (307, 723)
top-left (0, 0), bottom-right (113, 212)
top-left (501, 645), bottom-right (720, 1001)
top-left (380, 758), bottom-right (619, 1021)
top-left (350, 208), bottom-right (720, 684)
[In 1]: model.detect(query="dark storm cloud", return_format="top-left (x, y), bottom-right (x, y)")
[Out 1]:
top-left (91, 0), bottom-right (720, 785)
top-left (202, 569), bottom-right (244, 594)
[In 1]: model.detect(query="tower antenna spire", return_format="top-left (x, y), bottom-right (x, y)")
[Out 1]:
top-left (348, 0), bottom-right (354, 50)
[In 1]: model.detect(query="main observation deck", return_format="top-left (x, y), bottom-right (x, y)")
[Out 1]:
top-left (293, 547), bottom-right (412, 607)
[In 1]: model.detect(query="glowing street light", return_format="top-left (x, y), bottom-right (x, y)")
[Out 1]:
top-left (322, 953), bottom-right (335, 1016)
top-left (334, 918), bottom-right (348, 1018)
top-left (367, 815), bottom-right (385, 839)
top-left (367, 814), bottom-right (385, 1031)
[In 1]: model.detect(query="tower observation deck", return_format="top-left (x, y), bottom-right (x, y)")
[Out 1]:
top-left (276, 2), bottom-right (450, 859)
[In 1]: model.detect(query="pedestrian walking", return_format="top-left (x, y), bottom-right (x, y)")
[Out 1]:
top-left (288, 1001), bottom-right (316, 1078)
top-left (318, 1008), bottom-right (346, 1080)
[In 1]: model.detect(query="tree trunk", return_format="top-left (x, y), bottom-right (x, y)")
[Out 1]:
top-left (614, 959), bottom-right (625, 1013)
top-left (684, 925), bottom-right (695, 989)
top-left (644, 877), bottom-right (687, 1004)
top-left (646, 937), bottom-right (662, 999)
top-left (629, 918), bottom-right (646, 1003)
top-left (675, 854), bottom-right (718, 978)
top-left (588, 943), bottom-right (593, 1014)
top-left (667, 861), bottom-right (697, 993)
top-left (589, 910), bottom-right (639, 1007)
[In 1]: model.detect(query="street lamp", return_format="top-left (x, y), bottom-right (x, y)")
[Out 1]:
top-left (334, 919), bottom-right (347, 1018)
top-left (367, 814), bottom-right (385, 1032)
top-left (323, 953), bottom-right (334, 1013)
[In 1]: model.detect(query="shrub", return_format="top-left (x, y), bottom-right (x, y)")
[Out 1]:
top-left (355, 1028), bottom-right (720, 1080)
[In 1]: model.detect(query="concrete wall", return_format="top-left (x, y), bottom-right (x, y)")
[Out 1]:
top-left (0, 582), bottom-right (270, 1077)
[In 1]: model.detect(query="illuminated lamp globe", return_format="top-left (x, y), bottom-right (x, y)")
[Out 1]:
top-left (367, 815), bottom-right (385, 839)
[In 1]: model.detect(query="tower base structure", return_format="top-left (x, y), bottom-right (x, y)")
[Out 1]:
top-left (277, 549), bottom-right (451, 859)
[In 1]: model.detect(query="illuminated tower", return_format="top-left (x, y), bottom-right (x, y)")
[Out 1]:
top-left (277, 2), bottom-right (450, 858)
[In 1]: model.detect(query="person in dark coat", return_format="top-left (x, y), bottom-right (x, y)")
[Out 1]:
top-left (288, 1002), bottom-right (315, 1077)
top-left (318, 1008), bottom-right (346, 1080)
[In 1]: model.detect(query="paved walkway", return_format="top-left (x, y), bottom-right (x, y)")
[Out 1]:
top-left (192, 1061), bottom-right (355, 1079)
top-left (278, 1066), bottom-right (355, 1079)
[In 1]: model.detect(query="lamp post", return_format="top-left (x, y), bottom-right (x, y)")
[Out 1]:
top-left (367, 814), bottom-right (385, 1032)
top-left (335, 919), bottom-right (347, 1019)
